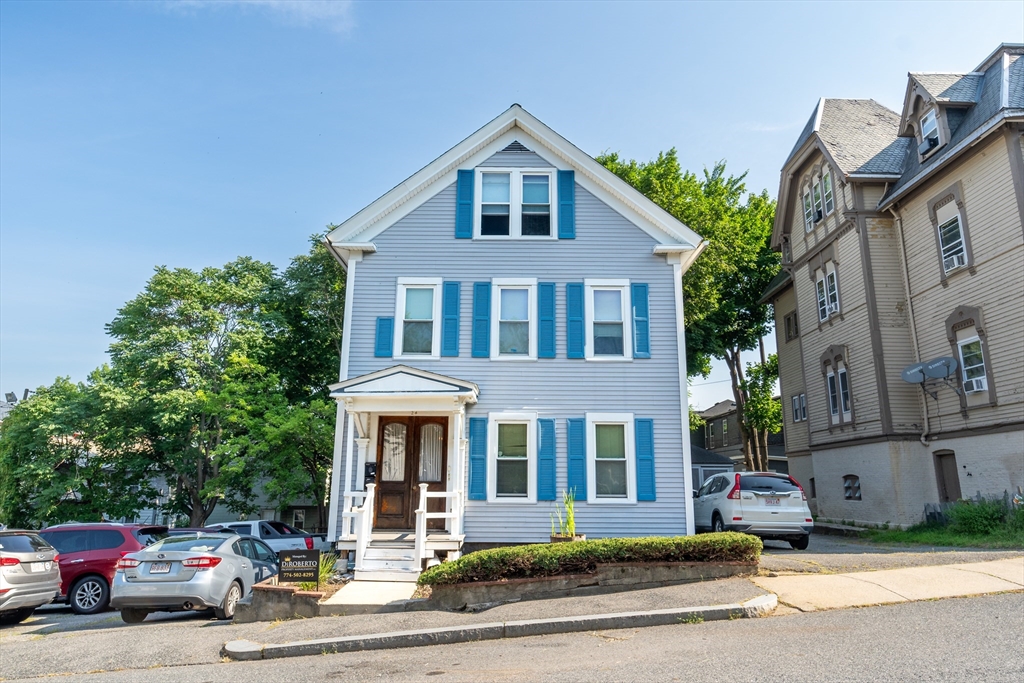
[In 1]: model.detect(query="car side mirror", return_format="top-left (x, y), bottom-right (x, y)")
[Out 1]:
top-left (692, 490), bottom-right (700, 498)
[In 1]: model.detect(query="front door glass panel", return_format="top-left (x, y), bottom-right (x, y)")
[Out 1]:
top-left (381, 423), bottom-right (407, 481)
top-left (419, 423), bottom-right (444, 482)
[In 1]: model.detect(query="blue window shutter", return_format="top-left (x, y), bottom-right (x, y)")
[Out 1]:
top-left (441, 281), bottom-right (461, 357)
top-left (558, 170), bottom-right (575, 239)
top-left (537, 419), bottom-right (556, 501)
top-left (374, 317), bottom-right (394, 358)
top-left (538, 282), bottom-right (556, 359)
top-left (566, 283), bottom-right (584, 359)
top-left (566, 417), bottom-right (586, 500)
top-left (468, 417), bottom-right (487, 500)
top-left (471, 282), bottom-right (491, 358)
top-left (455, 169), bottom-right (474, 239)
top-left (631, 283), bottom-right (651, 359)
top-left (635, 418), bottom-right (656, 501)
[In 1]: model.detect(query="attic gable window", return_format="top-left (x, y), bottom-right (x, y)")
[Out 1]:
top-left (821, 172), bottom-right (835, 215)
top-left (802, 191), bottom-right (814, 233)
top-left (476, 169), bottom-right (557, 239)
top-left (919, 109), bottom-right (940, 157)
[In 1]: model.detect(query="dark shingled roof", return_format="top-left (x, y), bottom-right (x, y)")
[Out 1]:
top-left (690, 445), bottom-right (735, 467)
top-left (784, 99), bottom-right (908, 176)
top-left (1010, 54), bottom-right (1024, 108)
top-left (759, 270), bottom-right (792, 304)
top-left (910, 73), bottom-right (984, 103)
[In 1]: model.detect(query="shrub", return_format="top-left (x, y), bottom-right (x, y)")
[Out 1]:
top-left (417, 533), bottom-right (762, 586)
top-left (947, 499), bottom-right (1007, 535)
top-left (297, 551), bottom-right (338, 591)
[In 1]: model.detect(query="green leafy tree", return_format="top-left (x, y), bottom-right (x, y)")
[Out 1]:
top-left (106, 257), bottom-right (277, 526)
top-left (0, 373), bottom-right (155, 527)
top-left (741, 353), bottom-right (782, 472)
top-left (598, 151), bottom-right (780, 469)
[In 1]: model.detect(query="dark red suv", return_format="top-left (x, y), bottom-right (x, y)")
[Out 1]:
top-left (38, 523), bottom-right (167, 614)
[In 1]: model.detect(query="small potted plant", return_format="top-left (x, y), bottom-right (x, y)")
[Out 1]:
top-left (550, 490), bottom-right (585, 543)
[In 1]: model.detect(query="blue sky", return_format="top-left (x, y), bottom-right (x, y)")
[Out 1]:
top-left (1, 0), bottom-right (1020, 410)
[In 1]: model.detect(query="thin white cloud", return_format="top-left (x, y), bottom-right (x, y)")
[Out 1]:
top-left (166, 0), bottom-right (355, 35)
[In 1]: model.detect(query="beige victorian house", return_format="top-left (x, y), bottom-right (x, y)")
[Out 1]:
top-left (764, 43), bottom-right (1024, 526)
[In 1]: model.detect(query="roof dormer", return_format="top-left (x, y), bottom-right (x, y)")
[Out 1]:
top-left (898, 73), bottom-right (983, 162)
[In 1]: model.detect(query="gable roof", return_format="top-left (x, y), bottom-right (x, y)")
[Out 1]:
top-left (690, 445), bottom-right (735, 467)
top-left (699, 399), bottom-right (737, 420)
top-left (911, 73), bottom-right (984, 104)
top-left (324, 105), bottom-right (704, 268)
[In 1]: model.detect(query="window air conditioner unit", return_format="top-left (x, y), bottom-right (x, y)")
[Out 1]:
top-left (963, 377), bottom-right (987, 393)
top-left (918, 137), bottom-right (939, 156)
top-left (814, 209), bottom-right (823, 222)
top-left (943, 253), bottom-right (966, 271)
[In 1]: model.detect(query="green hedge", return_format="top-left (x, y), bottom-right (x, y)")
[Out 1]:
top-left (417, 533), bottom-right (762, 586)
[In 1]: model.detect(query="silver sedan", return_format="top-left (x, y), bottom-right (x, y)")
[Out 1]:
top-left (110, 532), bottom-right (253, 623)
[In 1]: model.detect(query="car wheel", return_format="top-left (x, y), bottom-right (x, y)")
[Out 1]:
top-left (0, 607), bottom-right (35, 626)
top-left (120, 608), bottom-right (149, 624)
top-left (214, 581), bottom-right (242, 621)
top-left (789, 535), bottom-right (810, 550)
top-left (712, 514), bottom-right (725, 533)
top-left (70, 576), bottom-right (110, 615)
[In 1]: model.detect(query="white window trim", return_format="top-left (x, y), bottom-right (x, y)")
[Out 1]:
top-left (821, 171), bottom-right (835, 216)
top-left (920, 109), bottom-right (939, 143)
top-left (585, 412), bottom-right (636, 505)
top-left (827, 367), bottom-right (852, 424)
top-left (473, 168), bottom-right (558, 240)
top-left (816, 263), bottom-right (840, 321)
top-left (490, 278), bottom-right (538, 360)
top-left (802, 190), bottom-right (814, 233)
top-left (394, 277), bottom-right (443, 360)
top-left (812, 177), bottom-right (823, 218)
top-left (791, 394), bottom-right (807, 422)
top-left (584, 278), bottom-right (633, 361)
top-left (486, 412), bottom-right (537, 503)
top-left (957, 336), bottom-right (988, 393)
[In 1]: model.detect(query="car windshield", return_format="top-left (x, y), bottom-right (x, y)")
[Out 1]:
top-left (740, 475), bottom-right (800, 492)
top-left (146, 534), bottom-right (228, 553)
top-left (0, 533), bottom-right (53, 553)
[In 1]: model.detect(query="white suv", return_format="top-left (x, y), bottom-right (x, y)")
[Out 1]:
top-left (693, 472), bottom-right (814, 549)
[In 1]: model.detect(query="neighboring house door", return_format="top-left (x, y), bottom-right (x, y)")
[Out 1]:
top-left (935, 451), bottom-right (962, 503)
top-left (375, 416), bottom-right (448, 530)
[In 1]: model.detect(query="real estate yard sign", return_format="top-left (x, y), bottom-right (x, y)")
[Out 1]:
top-left (279, 549), bottom-right (319, 585)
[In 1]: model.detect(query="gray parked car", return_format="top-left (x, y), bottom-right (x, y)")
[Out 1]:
top-left (110, 532), bottom-right (255, 623)
top-left (0, 530), bottom-right (61, 625)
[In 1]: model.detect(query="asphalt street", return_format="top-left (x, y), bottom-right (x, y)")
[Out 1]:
top-left (1, 535), bottom-right (1020, 682)
top-left (19, 593), bottom-right (1024, 683)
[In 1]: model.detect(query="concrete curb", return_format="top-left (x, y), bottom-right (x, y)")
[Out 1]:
top-left (222, 594), bottom-right (778, 661)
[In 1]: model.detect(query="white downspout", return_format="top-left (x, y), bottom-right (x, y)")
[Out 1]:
top-left (890, 205), bottom-right (930, 446)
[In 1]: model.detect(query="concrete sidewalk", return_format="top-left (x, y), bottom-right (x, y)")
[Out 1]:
top-left (753, 557), bottom-right (1023, 612)
top-left (223, 557), bottom-right (1024, 661)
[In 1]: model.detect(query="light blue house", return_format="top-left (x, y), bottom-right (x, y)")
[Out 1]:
top-left (323, 106), bottom-right (705, 580)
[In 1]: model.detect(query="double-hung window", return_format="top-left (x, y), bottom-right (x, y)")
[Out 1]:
top-left (802, 190), bottom-right (814, 232)
top-left (586, 413), bottom-right (636, 504)
top-left (920, 110), bottom-right (938, 146)
top-left (827, 366), bottom-right (851, 424)
top-left (957, 338), bottom-right (987, 393)
top-left (476, 169), bottom-right (556, 238)
top-left (791, 394), bottom-right (807, 422)
top-left (815, 264), bottom-right (840, 321)
top-left (584, 279), bottom-right (632, 360)
top-left (821, 172), bottom-right (834, 215)
top-left (491, 279), bottom-right (537, 359)
top-left (395, 278), bottom-right (442, 358)
top-left (487, 413), bottom-right (536, 502)
top-left (935, 201), bottom-right (967, 273)
top-left (812, 179), bottom-right (823, 221)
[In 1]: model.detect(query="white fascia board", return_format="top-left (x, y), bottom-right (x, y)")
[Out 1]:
top-left (326, 105), bottom-right (701, 249)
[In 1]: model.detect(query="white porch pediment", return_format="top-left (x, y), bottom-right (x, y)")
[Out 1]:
top-left (329, 365), bottom-right (479, 409)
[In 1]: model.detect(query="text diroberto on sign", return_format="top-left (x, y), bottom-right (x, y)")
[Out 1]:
top-left (278, 549), bottom-right (319, 582)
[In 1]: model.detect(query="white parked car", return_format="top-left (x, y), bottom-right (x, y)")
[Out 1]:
top-left (204, 521), bottom-right (314, 553)
top-left (693, 472), bottom-right (814, 549)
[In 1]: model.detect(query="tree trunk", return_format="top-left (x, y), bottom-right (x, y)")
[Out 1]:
top-left (723, 347), bottom-right (754, 472)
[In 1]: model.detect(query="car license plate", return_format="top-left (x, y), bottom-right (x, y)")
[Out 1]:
top-left (28, 562), bottom-right (47, 573)
top-left (150, 562), bottom-right (171, 574)
top-left (764, 498), bottom-right (781, 506)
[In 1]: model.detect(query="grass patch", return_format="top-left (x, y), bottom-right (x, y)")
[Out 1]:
top-left (863, 524), bottom-right (1024, 549)
top-left (417, 532), bottom-right (761, 586)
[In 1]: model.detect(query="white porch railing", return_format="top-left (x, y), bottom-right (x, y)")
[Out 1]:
top-left (414, 483), bottom-right (462, 561)
top-left (353, 484), bottom-right (375, 571)
top-left (339, 492), bottom-right (367, 541)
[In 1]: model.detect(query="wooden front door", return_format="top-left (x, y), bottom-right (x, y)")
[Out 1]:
top-left (374, 416), bottom-right (448, 530)
top-left (935, 451), bottom-right (962, 503)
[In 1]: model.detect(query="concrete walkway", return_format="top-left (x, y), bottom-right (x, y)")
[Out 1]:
top-left (753, 557), bottom-right (1023, 612)
top-left (320, 580), bottom-right (417, 615)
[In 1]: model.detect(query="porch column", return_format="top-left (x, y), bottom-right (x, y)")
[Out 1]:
top-left (355, 437), bottom-right (370, 492)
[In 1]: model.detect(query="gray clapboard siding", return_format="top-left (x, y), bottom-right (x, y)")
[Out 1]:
top-left (340, 176), bottom-right (688, 542)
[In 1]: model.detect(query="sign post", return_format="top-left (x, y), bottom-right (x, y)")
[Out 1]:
top-left (278, 549), bottom-right (320, 589)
